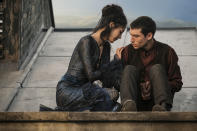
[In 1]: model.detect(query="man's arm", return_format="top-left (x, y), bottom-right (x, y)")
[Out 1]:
top-left (167, 48), bottom-right (183, 92)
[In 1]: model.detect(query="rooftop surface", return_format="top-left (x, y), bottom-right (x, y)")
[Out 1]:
top-left (0, 28), bottom-right (197, 112)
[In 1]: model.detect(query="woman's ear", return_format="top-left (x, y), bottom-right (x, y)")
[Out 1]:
top-left (109, 22), bottom-right (115, 28)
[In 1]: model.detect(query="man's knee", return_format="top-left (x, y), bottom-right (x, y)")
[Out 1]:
top-left (150, 64), bottom-right (163, 71)
top-left (123, 65), bottom-right (137, 73)
top-left (149, 64), bottom-right (166, 75)
top-left (122, 65), bottom-right (139, 79)
top-left (121, 65), bottom-right (140, 82)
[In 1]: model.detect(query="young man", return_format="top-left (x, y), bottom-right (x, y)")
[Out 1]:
top-left (116, 16), bottom-right (183, 111)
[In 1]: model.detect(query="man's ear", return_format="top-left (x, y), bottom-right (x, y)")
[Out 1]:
top-left (146, 32), bottom-right (153, 40)
top-left (109, 22), bottom-right (115, 28)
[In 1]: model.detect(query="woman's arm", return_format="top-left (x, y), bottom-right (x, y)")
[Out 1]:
top-left (78, 38), bottom-right (102, 82)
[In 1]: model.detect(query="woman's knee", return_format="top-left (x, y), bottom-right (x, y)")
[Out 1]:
top-left (103, 88), bottom-right (119, 101)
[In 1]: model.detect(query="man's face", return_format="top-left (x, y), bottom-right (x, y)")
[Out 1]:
top-left (129, 28), bottom-right (149, 50)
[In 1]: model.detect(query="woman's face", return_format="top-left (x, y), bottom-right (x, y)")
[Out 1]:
top-left (108, 26), bottom-right (125, 43)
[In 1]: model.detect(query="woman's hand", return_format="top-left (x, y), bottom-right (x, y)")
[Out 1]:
top-left (116, 47), bottom-right (124, 59)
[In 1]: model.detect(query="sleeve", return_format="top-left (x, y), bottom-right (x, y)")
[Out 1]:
top-left (167, 48), bottom-right (183, 92)
top-left (101, 55), bottom-right (123, 91)
top-left (78, 38), bottom-right (102, 82)
top-left (120, 45), bottom-right (130, 66)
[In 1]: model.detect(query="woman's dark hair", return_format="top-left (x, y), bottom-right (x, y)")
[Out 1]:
top-left (130, 16), bottom-right (156, 37)
top-left (93, 4), bottom-right (127, 41)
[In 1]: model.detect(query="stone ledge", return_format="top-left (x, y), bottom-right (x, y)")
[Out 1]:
top-left (1, 112), bottom-right (197, 122)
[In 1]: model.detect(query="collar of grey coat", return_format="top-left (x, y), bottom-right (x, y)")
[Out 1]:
top-left (95, 39), bottom-right (105, 48)
top-left (90, 34), bottom-right (106, 48)
top-left (98, 42), bottom-right (104, 47)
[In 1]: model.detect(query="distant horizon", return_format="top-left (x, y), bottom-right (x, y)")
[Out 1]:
top-left (52, 0), bottom-right (197, 28)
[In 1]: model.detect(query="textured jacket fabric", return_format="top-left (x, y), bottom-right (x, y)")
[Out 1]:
top-left (121, 40), bottom-right (183, 93)
top-left (65, 35), bottom-right (109, 83)
top-left (56, 35), bottom-right (121, 111)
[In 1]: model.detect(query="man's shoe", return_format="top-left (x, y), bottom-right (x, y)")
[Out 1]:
top-left (152, 104), bottom-right (167, 111)
top-left (121, 100), bottom-right (137, 111)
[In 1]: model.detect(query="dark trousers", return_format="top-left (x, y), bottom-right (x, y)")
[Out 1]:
top-left (120, 64), bottom-right (172, 111)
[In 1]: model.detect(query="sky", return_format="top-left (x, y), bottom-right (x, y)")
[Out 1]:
top-left (52, 0), bottom-right (197, 28)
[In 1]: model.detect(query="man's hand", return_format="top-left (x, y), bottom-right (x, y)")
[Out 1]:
top-left (116, 47), bottom-right (124, 59)
top-left (140, 81), bottom-right (151, 100)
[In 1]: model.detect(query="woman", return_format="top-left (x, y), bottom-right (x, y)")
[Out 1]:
top-left (53, 4), bottom-right (127, 111)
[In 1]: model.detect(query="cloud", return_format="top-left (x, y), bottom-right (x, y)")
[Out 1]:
top-left (156, 19), bottom-right (197, 28)
top-left (54, 15), bottom-right (197, 28)
top-left (54, 15), bottom-right (99, 28)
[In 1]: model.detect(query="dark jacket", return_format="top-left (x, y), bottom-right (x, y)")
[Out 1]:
top-left (60, 35), bottom-right (121, 89)
top-left (121, 40), bottom-right (183, 93)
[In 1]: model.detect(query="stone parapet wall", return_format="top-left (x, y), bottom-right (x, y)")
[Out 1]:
top-left (19, 0), bottom-right (54, 68)
top-left (1, 0), bottom-right (54, 69)
top-left (0, 0), bottom-right (4, 59)
top-left (3, 0), bottom-right (21, 63)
